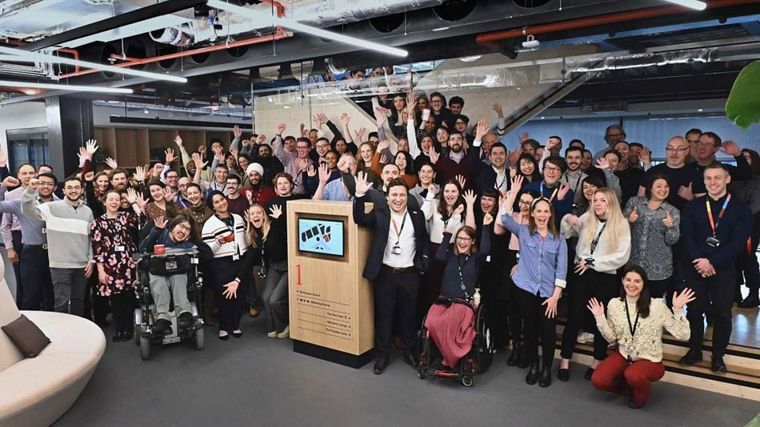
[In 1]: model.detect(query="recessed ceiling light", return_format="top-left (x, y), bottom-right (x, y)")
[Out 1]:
top-left (662, 0), bottom-right (707, 11)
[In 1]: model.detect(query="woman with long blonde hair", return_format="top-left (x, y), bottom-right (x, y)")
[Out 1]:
top-left (558, 187), bottom-right (631, 382)
top-left (240, 203), bottom-right (270, 318)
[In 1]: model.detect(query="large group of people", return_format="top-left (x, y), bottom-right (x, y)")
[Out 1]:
top-left (2, 86), bottom-right (758, 410)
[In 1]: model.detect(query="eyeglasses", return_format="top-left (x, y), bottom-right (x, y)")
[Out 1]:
top-left (607, 133), bottom-right (624, 138)
top-left (544, 165), bottom-right (561, 173)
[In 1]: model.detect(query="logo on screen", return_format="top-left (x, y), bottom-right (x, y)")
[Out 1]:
top-left (301, 223), bottom-right (332, 249)
top-left (298, 218), bottom-right (344, 257)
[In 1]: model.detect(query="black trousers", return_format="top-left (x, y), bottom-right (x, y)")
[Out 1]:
top-left (375, 267), bottom-right (419, 357)
top-left (515, 286), bottom-right (557, 367)
top-left (11, 230), bottom-right (22, 309)
top-left (561, 269), bottom-right (618, 361)
top-left (20, 245), bottom-right (54, 311)
top-left (212, 257), bottom-right (247, 333)
top-left (648, 277), bottom-right (672, 300)
top-left (109, 292), bottom-right (135, 333)
top-left (482, 251), bottom-right (512, 349)
top-left (84, 271), bottom-right (110, 325)
top-left (686, 265), bottom-right (735, 357)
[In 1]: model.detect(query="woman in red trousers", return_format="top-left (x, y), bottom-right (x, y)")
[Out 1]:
top-left (588, 265), bottom-right (695, 408)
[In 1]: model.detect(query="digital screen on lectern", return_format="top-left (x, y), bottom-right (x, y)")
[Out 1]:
top-left (298, 217), bottom-right (345, 257)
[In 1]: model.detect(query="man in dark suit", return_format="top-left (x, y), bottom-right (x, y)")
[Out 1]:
top-left (353, 173), bottom-right (428, 375)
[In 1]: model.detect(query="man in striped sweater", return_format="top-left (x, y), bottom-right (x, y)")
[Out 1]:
top-left (22, 176), bottom-right (94, 317)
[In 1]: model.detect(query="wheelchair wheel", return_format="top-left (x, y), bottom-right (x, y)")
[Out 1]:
top-left (134, 325), bottom-right (141, 346)
top-left (133, 308), bottom-right (143, 346)
top-left (194, 327), bottom-right (205, 351)
top-left (475, 305), bottom-right (494, 374)
top-left (139, 335), bottom-right (151, 361)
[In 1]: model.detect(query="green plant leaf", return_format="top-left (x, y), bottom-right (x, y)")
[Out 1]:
top-left (725, 61), bottom-right (760, 129)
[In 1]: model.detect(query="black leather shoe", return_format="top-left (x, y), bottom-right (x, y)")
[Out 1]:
top-left (584, 367), bottom-right (595, 381)
top-left (737, 297), bottom-right (759, 309)
top-left (111, 331), bottom-right (123, 343)
top-left (557, 368), bottom-right (570, 382)
top-left (178, 312), bottom-right (194, 329)
top-left (711, 356), bottom-right (727, 373)
top-left (679, 349), bottom-right (703, 365)
top-left (403, 352), bottom-right (419, 368)
top-left (539, 364), bottom-right (552, 388)
top-left (507, 343), bottom-right (523, 367)
top-left (525, 363), bottom-right (539, 385)
top-left (232, 330), bottom-right (243, 339)
top-left (152, 319), bottom-right (172, 336)
top-left (373, 355), bottom-right (389, 375)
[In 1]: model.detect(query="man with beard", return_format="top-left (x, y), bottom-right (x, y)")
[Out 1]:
top-left (22, 176), bottom-right (94, 317)
top-left (110, 169), bottom-right (130, 192)
top-left (243, 163), bottom-right (275, 207)
top-left (175, 176), bottom-right (192, 210)
top-left (429, 131), bottom-right (470, 184)
top-left (471, 120), bottom-right (510, 196)
top-left (0, 173), bottom-right (57, 311)
top-left (561, 146), bottom-right (587, 207)
top-left (594, 124), bottom-right (627, 160)
top-left (225, 174), bottom-right (249, 217)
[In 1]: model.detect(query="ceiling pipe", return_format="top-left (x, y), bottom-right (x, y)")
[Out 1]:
top-left (57, 28), bottom-right (290, 80)
top-left (475, 0), bottom-right (760, 49)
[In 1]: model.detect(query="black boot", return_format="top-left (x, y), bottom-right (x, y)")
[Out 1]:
top-left (525, 363), bottom-right (539, 385)
top-left (738, 295), bottom-right (759, 309)
top-left (507, 342), bottom-right (523, 367)
top-left (518, 347), bottom-right (530, 369)
top-left (539, 363), bottom-right (552, 387)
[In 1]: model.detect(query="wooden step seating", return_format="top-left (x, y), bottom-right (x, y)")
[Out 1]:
top-left (553, 320), bottom-right (760, 401)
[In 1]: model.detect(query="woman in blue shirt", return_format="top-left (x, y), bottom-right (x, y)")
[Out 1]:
top-left (497, 175), bottom-right (568, 388)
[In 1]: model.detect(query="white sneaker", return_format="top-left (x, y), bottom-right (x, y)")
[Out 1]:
top-left (267, 330), bottom-right (277, 338)
top-left (277, 326), bottom-right (290, 339)
top-left (577, 332), bottom-right (594, 344)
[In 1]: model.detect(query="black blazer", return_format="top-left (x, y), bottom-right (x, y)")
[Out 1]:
top-left (353, 188), bottom-right (429, 281)
top-left (468, 146), bottom-right (510, 195)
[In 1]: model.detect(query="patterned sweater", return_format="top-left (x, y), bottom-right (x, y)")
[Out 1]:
top-left (595, 297), bottom-right (690, 363)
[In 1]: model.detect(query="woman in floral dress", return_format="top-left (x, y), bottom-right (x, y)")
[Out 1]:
top-left (91, 188), bottom-right (141, 342)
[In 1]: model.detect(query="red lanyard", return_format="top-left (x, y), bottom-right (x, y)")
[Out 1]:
top-left (706, 194), bottom-right (731, 236)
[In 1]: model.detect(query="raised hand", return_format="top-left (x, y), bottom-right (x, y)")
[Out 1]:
top-left (136, 193), bottom-right (148, 211)
top-left (307, 164), bottom-right (317, 177)
top-left (376, 140), bottom-right (390, 153)
top-left (230, 146), bottom-right (239, 159)
top-left (453, 203), bottom-right (465, 217)
top-left (663, 210), bottom-right (674, 228)
top-left (427, 183), bottom-right (438, 197)
top-left (76, 147), bottom-right (89, 167)
top-left (428, 149), bottom-right (440, 164)
top-left (355, 171), bottom-right (371, 195)
top-left (174, 135), bottom-right (184, 147)
top-left (312, 114), bottom-right (321, 127)
top-left (594, 157), bottom-right (610, 170)
top-left (455, 174), bottom-right (467, 190)
top-left (509, 166), bottom-right (517, 179)
top-left (640, 146), bottom-right (651, 164)
top-left (355, 127), bottom-right (368, 142)
top-left (165, 147), bottom-right (176, 164)
top-left (483, 212), bottom-right (494, 226)
top-left (379, 153), bottom-right (390, 165)
top-left (295, 157), bottom-right (310, 173)
top-left (720, 140), bottom-right (741, 157)
top-left (258, 133), bottom-right (267, 144)
top-left (586, 297), bottom-right (605, 317)
top-left (318, 163), bottom-right (330, 184)
top-left (677, 183), bottom-right (694, 201)
top-left (276, 123), bottom-right (287, 135)
top-left (1, 176), bottom-right (19, 188)
top-left (463, 189), bottom-right (477, 206)
top-left (672, 288), bottom-right (696, 310)
top-left (83, 171), bottom-right (95, 182)
top-left (628, 207), bottom-right (639, 223)
top-left (163, 186), bottom-right (176, 202)
top-left (85, 139), bottom-right (99, 155)
top-left (233, 125), bottom-right (242, 139)
top-left (492, 103), bottom-right (504, 117)
top-left (269, 204), bottom-right (283, 219)
top-left (510, 174), bottom-right (524, 193)
top-left (191, 152), bottom-right (206, 170)
top-left (126, 187), bottom-right (138, 204)
top-left (299, 123), bottom-right (307, 137)
top-left (546, 137), bottom-right (560, 152)
top-left (133, 165), bottom-right (146, 182)
top-left (155, 215), bottom-right (167, 229)
top-left (475, 119), bottom-right (489, 141)
top-left (565, 214), bottom-right (581, 228)
top-left (212, 144), bottom-right (225, 161)
top-left (317, 113), bottom-right (328, 127)
top-left (106, 157), bottom-right (119, 169)
top-left (519, 132), bottom-right (529, 144)
top-left (557, 183), bottom-right (570, 201)
top-left (339, 112), bottom-right (350, 126)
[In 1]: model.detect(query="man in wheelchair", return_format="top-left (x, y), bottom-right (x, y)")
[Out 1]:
top-left (139, 214), bottom-right (211, 335)
top-left (422, 219), bottom-right (491, 376)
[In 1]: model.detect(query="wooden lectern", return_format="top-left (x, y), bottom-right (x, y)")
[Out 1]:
top-left (287, 200), bottom-right (374, 368)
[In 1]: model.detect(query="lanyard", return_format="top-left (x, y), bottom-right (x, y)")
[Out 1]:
top-left (391, 212), bottom-right (407, 240)
top-left (706, 194), bottom-right (731, 237)
top-left (217, 214), bottom-right (239, 256)
top-left (540, 182), bottom-right (558, 202)
top-left (589, 222), bottom-right (607, 255)
top-left (624, 298), bottom-right (640, 363)
top-left (457, 254), bottom-right (471, 299)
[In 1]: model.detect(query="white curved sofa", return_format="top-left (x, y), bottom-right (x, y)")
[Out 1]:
top-left (0, 269), bottom-right (106, 427)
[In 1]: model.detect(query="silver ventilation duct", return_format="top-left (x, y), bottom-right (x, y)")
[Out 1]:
top-left (151, 0), bottom-right (443, 47)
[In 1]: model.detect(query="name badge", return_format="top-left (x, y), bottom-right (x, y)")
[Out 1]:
top-left (41, 227), bottom-right (47, 234)
top-left (486, 255), bottom-right (491, 262)
top-left (114, 245), bottom-right (125, 252)
top-left (232, 254), bottom-right (240, 261)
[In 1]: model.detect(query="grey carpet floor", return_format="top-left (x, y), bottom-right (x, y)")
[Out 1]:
top-left (54, 316), bottom-right (759, 427)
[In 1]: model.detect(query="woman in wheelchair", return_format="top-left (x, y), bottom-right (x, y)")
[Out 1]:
top-left (424, 213), bottom-right (492, 372)
top-left (496, 175), bottom-right (567, 388)
top-left (139, 214), bottom-right (208, 335)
